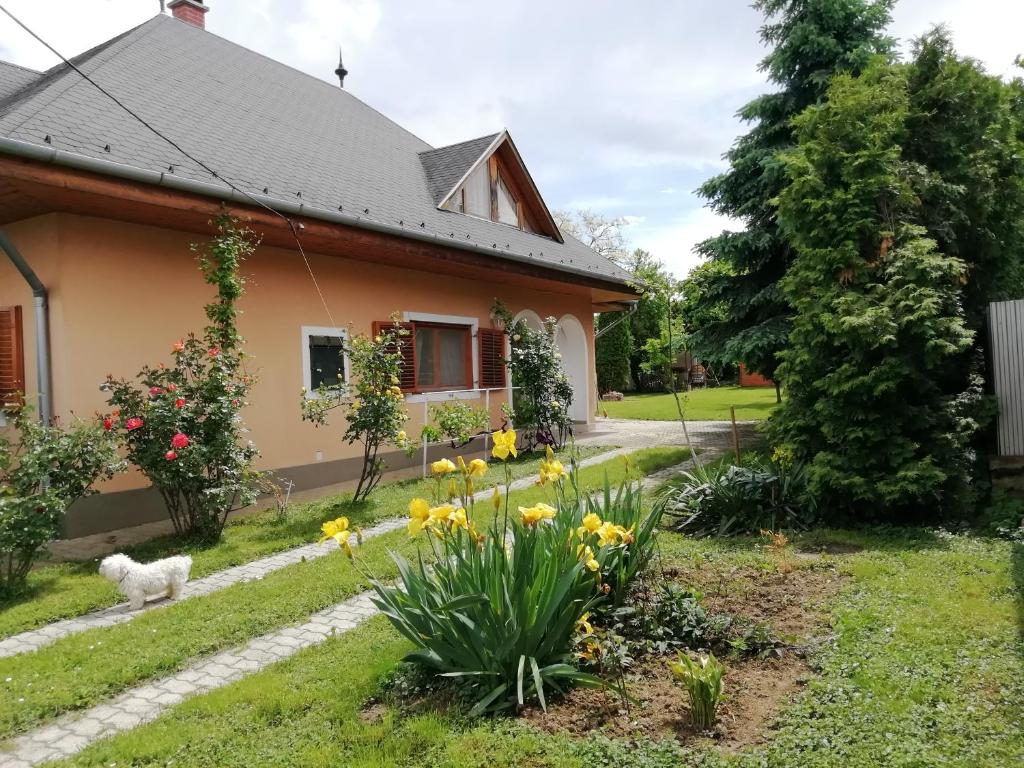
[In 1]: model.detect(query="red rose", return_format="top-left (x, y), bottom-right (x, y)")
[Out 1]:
top-left (102, 418), bottom-right (113, 431)
top-left (125, 417), bottom-right (143, 431)
top-left (167, 383), bottom-right (178, 393)
top-left (174, 398), bottom-right (186, 409)
top-left (171, 432), bottom-right (190, 449)
top-left (165, 450), bottom-right (177, 461)
top-left (208, 347), bottom-right (220, 357)
top-left (149, 386), bottom-right (163, 397)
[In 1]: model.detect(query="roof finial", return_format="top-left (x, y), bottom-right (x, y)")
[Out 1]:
top-left (335, 47), bottom-right (348, 88)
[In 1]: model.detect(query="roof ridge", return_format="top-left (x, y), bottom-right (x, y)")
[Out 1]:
top-left (0, 16), bottom-right (161, 122)
top-left (161, 15), bottom-right (435, 152)
top-left (420, 133), bottom-right (500, 156)
top-left (0, 60), bottom-right (41, 76)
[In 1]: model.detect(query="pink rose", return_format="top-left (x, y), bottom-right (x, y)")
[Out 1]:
top-left (208, 347), bottom-right (220, 357)
top-left (171, 432), bottom-right (190, 449)
top-left (149, 386), bottom-right (163, 397)
top-left (125, 417), bottom-right (143, 431)
top-left (172, 340), bottom-right (185, 353)
top-left (167, 383), bottom-right (178, 393)
top-left (165, 450), bottom-right (177, 461)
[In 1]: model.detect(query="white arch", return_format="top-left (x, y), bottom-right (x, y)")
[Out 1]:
top-left (555, 313), bottom-right (589, 423)
top-left (513, 308), bottom-right (544, 331)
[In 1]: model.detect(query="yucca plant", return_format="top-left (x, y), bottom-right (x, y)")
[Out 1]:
top-left (366, 436), bottom-right (638, 715)
top-left (669, 651), bottom-right (725, 728)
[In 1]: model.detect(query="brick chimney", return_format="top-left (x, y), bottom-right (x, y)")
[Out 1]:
top-left (167, 0), bottom-right (209, 29)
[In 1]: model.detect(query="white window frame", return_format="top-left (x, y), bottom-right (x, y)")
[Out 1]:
top-left (402, 311), bottom-right (480, 403)
top-left (302, 325), bottom-right (350, 399)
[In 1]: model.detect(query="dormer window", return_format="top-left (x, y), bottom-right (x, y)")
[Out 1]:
top-left (422, 131), bottom-right (563, 242)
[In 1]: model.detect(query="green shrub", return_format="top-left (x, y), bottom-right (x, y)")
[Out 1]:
top-left (664, 454), bottom-right (814, 536)
top-left (423, 401), bottom-right (490, 448)
top-left (606, 583), bottom-right (708, 656)
top-left (361, 438), bottom-right (650, 714)
top-left (668, 651), bottom-right (725, 728)
top-left (0, 408), bottom-right (121, 595)
top-left (978, 488), bottom-right (1024, 540)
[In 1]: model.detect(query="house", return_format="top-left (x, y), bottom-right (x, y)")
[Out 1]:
top-left (0, 2), bottom-right (637, 538)
top-left (737, 364), bottom-right (774, 388)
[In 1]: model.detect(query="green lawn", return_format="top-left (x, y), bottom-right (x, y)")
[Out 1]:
top-left (600, 386), bottom-right (779, 421)
top-left (0, 447), bottom-right (689, 741)
top-left (45, 528), bottom-right (1023, 767)
top-left (0, 445), bottom-right (609, 640)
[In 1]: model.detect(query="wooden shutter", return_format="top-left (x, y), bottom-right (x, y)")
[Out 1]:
top-left (372, 321), bottom-right (416, 392)
top-left (0, 306), bottom-right (25, 409)
top-left (478, 328), bottom-right (506, 389)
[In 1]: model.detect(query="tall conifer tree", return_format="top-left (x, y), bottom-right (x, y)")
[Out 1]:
top-left (691, 0), bottom-right (895, 390)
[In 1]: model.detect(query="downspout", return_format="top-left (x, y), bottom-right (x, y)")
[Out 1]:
top-left (0, 230), bottom-right (51, 425)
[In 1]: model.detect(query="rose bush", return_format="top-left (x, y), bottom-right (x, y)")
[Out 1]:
top-left (492, 300), bottom-right (574, 450)
top-left (302, 317), bottom-right (412, 502)
top-left (0, 407), bottom-right (122, 595)
top-left (103, 216), bottom-right (259, 542)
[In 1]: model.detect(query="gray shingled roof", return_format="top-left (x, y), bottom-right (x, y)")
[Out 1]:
top-left (0, 61), bottom-right (40, 102)
top-left (419, 134), bottom-right (498, 205)
top-left (0, 14), bottom-right (634, 287)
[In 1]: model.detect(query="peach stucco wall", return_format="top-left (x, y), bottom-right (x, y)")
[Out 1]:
top-left (0, 213), bottom-right (597, 492)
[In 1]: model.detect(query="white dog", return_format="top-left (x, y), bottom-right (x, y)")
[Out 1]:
top-left (99, 553), bottom-right (193, 610)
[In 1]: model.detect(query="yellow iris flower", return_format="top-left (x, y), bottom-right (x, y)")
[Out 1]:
top-left (448, 507), bottom-right (468, 530)
top-left (431, 458), bottom-right (457, 476)
top-left (519, 502), bottom-right (556, 526)
top-left (491, 486), bottom-right (502, 512)
top-left (429, 503), bottom-right (456, 525)
top-left (319, 516), bottom-right (354, 557)
top-left (538, 458), bottom-right (568, 485)
top-left (407, 498), bottom-right (431, 536)
top-left (576, 612), bottom-right (594, 635)
top-left (468, 458), bottom-right (488, 478)
top-left (576, 544), bottom-right (600, 572)
top-left (577, 512), bottom-right (602, 537)
top-left (491, 429), bottom-right (518, 460)
top-left (596, 521), bottom-right (631, 547)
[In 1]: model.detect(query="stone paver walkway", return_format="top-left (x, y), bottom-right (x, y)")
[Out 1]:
top-left (0, 452), bottom-right (702, 768)
top-left (0, 446), bottom-right (643, 659)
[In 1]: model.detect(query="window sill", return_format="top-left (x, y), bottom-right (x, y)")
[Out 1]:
top-left (304, 385), bottom-right (352, 401)
top-left (405, 389), bottom-right (484, 404)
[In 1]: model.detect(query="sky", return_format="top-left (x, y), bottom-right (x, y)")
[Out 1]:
top-left (1, 0), bottom-right (1022, 277)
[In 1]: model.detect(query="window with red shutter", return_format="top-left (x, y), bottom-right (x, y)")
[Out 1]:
top-left (478, 328), bottom-right (506, 389)
top-left (372, 321), bottom-right (416, 392)
top-left (0, 306), bottom-right (25, 410)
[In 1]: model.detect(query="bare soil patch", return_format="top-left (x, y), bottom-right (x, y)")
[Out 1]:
top-left (522, 559), bottom-right (845, 750)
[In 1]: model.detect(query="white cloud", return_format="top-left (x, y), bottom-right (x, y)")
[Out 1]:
top-left (631, 207), bottom-right (744, 279)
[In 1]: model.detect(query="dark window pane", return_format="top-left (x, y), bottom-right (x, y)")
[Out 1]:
top-left (309, 335), bottom-right (345, 390)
